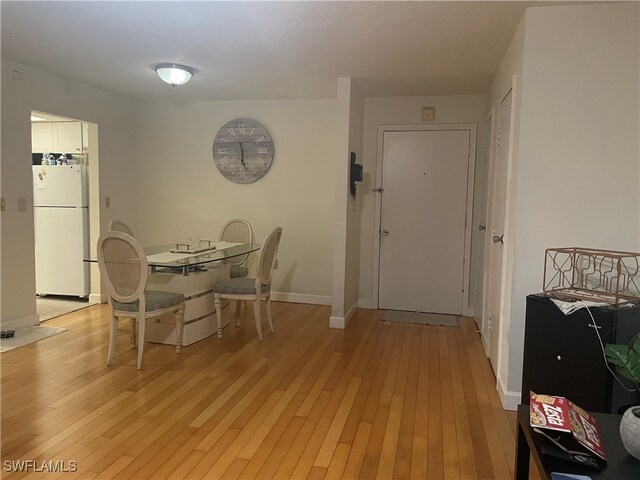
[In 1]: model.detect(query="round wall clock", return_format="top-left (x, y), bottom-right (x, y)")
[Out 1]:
top-left (212, 118), bottom-right (274, 184)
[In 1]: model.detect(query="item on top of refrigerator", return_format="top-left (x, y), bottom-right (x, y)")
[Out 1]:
top-left (42, 152), bottom-right (54, 165)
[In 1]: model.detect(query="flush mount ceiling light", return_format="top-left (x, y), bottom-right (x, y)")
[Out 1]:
top-left (155, 63), bottom-right (193, 86)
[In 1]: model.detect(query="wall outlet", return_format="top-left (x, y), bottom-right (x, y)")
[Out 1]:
top-left (422, 107), bottom-right (435, 121)
top-left (18, 197), bottom-right (27, 212)
top-left (0, 198), bottom-right (5, 212)
top-left (274, 260), bottom-right (279, 269)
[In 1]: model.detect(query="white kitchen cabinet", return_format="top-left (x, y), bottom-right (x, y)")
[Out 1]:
top-left (53, 122), bottom-right (82, 153)
top-left (31, 121), bottom-right (83, 153)
top-left (31, 123), bottom-right (54, 153)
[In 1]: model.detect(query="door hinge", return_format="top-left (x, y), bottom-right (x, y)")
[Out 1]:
top-left (497, 131), bottom-right (501, 146)
top-left (464, 214), bottom-right (467, 226)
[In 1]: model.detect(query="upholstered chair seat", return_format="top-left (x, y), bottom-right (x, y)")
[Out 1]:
top-left (112, 290), bottom-right (184, 312)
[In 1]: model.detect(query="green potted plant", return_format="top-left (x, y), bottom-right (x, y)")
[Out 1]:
top-left (604, 336), bottom-right (640, 460)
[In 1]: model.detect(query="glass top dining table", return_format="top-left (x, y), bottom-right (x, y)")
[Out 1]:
top-left (86, 241), bottom-right (260, 276)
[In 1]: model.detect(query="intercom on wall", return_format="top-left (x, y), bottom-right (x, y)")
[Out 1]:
top-left (349, 152), bottom-right (363, 197)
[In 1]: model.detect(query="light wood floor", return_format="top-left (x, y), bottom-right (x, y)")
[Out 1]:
top-left (2, 302), bottom-right (524, 479)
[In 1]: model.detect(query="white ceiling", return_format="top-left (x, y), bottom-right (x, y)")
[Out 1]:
top-left (2, 1), bottom-right (567, 101)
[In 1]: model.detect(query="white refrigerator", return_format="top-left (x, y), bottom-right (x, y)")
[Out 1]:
top-left (33, 165), bottom-right (90, 297)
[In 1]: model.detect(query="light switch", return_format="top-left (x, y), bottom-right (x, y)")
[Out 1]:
top-left (105, 196), bottom-right (110, 208)
top-left (18, 197), bottom-right (27, 212)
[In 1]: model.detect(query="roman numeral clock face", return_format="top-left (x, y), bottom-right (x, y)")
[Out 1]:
top-left (212, 118), bottom-right (274, 184)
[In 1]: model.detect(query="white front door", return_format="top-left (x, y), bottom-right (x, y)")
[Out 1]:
top-left (378, 129), bottom-right (471, 314)
top-left (486, 89), bottom-right (513, 371)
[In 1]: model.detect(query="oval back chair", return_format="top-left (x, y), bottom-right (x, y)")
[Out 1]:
top-left (108, 219), bottom-right (134, 237)
top-left (213, 227), bottom-right (283, 341)
top-left (219, 218), bottom-right (253, 278)
top-left (97, 231), bottom-right (185, 369)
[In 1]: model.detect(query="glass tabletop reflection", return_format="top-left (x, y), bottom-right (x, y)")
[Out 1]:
top-left (86, 241), bottom-right (260, 275)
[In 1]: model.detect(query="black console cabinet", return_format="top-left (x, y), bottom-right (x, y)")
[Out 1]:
top-left (521, 294), bottom-right (640, 413)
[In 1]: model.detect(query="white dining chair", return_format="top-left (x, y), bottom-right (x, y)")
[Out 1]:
top-left (213, 227), bottom-right (282, 341)
top-left (108, 219), bottom-right (134, 237)
top-left (220, 218), bottom-right (254, 318)
top-left (98, 231), bottom-right (185, 369)
top-left (219, 218), bottom-right (253, 278)
top-left (107, 219), bottom-right (137, 347)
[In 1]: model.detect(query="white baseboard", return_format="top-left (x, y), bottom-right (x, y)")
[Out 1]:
top-left (329, 301), bottom-right (359, 330)
top-left (498, 376), bottom-right (520, 411)
top-left (329, 316), bottom-right (345, 329)
top-left (480, 331), bottom-right (489, 356)
top-left (344, 302), bottom-right (357, 325)
top-left (270, 291), bottom-right (331, 305)
top-left (89, 293), bottom-right (107, 304)
top-left (1, 312), bottom-right (39, 330)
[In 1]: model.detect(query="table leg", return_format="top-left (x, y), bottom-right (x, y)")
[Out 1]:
top-left (515, 422), bottom-right (530, 480)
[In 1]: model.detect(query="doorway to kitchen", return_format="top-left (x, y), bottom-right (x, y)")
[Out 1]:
top-left (31, 110), bottom-right (100, 321)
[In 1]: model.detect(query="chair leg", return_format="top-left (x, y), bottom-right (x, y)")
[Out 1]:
top-left (215, 294), bottom-right (223, 339)
top-left (235, 300), bottom-right (242, 327)
top-left (253, 298), bottom-right (263, 341)
top-left (106, 313), bottom-right (118, 366)
top-left (175, 302), bottom-right (185, 354)
top-left (130, 318), bottom-right (137, 349)
top-left (136, 316), bottom-right (146, 370)
top-left (266, 296), bottom-right (274, 334)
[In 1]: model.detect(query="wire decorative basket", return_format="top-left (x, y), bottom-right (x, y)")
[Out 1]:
top-left (543, 247), bottom-right (640, 305)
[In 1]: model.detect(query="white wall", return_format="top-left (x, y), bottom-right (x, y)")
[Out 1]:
top-left (500, 2), bottom-right (640, 404)
top-left (344, 82), bottom-right (365, 321)
top-left (358, 95), bottom-right (487, 309)
top-left (331, 77), bottom-right (364, 328)
top-left (136, 99), bottom-right (337, 304)
top-left (1, 59), bottom-right (138, 328)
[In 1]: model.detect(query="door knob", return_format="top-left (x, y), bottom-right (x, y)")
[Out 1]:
top-left (479, 224), bottom-right (487, 231)
top-left (382, 228), bottom-right (390, 236)
top-left (492, 234), bottom-right (504, 244)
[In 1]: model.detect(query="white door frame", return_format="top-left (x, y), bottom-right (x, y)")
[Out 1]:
top-left (479, 108), bottom-right (495, 352)
top-left (470, 106), bottom-right (496, 344)
top-left (481, 75), bottom-right (518, 403)
top-left (372, 123), bottom-right (477, 316)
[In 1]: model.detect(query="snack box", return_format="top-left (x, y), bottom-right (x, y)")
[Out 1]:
top-left (530, 392), bottom-right (607, 460)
